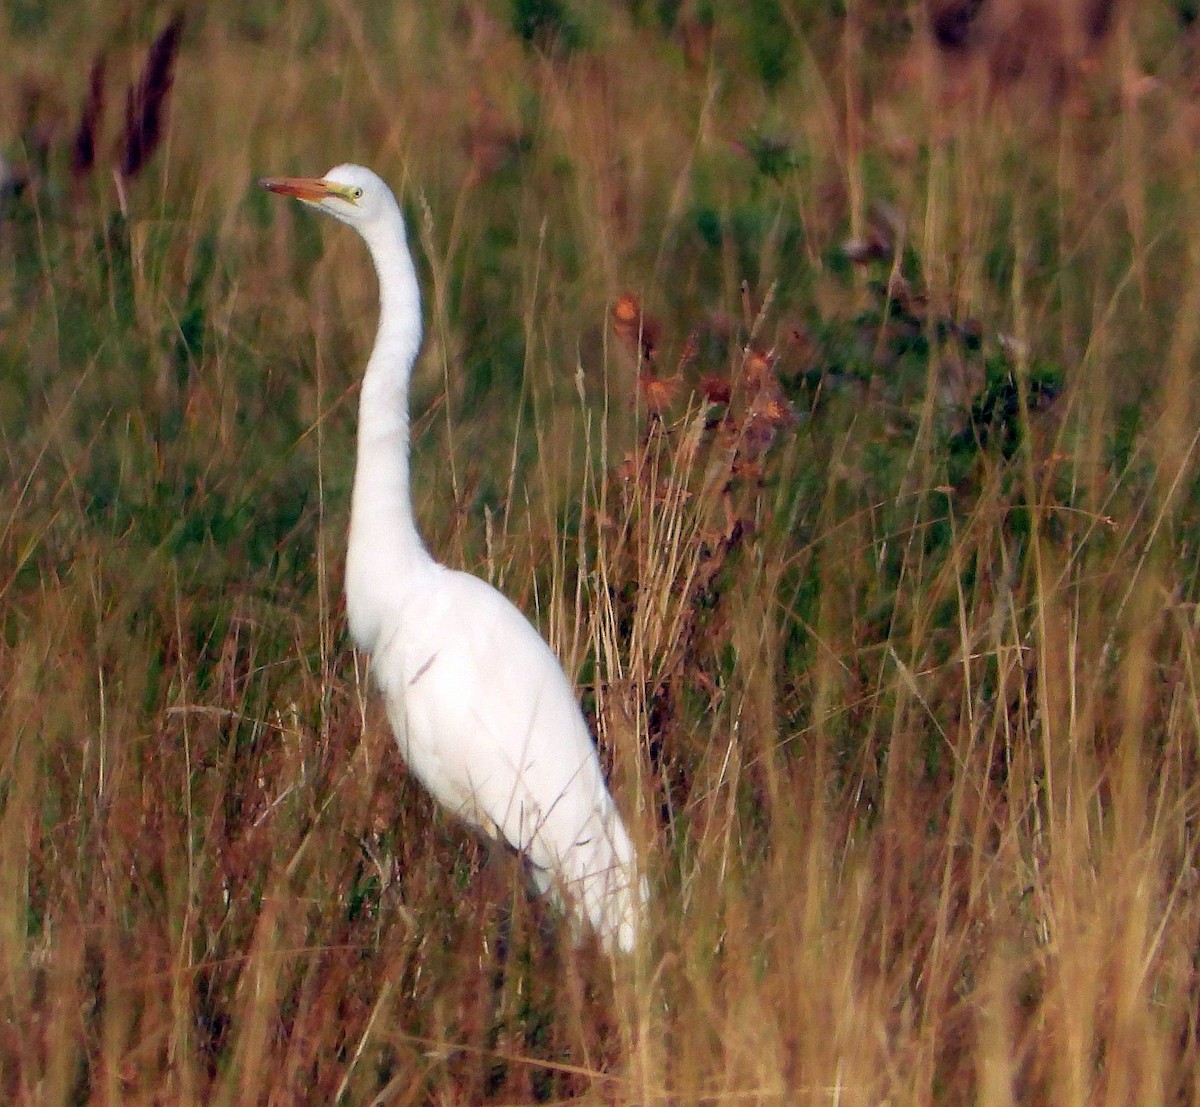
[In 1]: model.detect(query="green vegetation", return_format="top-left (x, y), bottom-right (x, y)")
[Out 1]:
top-left (3, 1), bottom-right (1200, 1101)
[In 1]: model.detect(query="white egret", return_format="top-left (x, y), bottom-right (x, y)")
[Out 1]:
top-left (260, 165), bottom-right (644, 953)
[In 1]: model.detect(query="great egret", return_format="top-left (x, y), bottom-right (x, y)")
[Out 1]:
top-left (260, 165), bottom-right (644, 953)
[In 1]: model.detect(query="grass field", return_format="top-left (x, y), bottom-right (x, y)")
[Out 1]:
top-left (4, 1), bottom-right (1200, 1102)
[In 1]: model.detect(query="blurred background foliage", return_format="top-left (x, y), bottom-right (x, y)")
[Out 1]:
top-left (4, 1), bottom-right (1200, 1102)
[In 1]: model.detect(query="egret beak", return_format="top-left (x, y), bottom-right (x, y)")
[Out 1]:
top-left (259, 176), bottom-right (355, 203)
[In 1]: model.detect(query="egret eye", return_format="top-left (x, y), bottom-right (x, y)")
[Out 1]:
top-left (350, 186), bottom-right (363, 201)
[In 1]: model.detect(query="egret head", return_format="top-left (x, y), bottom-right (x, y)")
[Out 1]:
top-left (259, 163), bottom-right (396, 232)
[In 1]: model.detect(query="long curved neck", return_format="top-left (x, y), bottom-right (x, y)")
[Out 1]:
top-left (347, 210), bottom-right (432, 631)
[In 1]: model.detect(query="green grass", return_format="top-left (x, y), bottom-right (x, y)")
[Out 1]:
top-left (3, 1), bottom-right (1200, 1102)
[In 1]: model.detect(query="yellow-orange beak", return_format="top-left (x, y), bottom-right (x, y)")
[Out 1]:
top-left (259, 175), bottom-right (352, 203)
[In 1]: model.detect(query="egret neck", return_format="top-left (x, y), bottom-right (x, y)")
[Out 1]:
top-left (345, 202), bottom-right (432, 651)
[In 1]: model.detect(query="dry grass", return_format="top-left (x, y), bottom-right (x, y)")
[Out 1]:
top-left (3, 1), bottom-right (1200, 1103)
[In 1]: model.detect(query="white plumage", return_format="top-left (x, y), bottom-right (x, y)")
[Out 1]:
top-left (261, 164), bottom-right (644, 952)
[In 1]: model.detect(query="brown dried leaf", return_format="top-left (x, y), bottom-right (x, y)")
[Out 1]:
top-left (743, 349), bottom-right (776, 391)
top-left (756, 393), bottom-right (797, 428)
top-left (638, 371), bottom-right (681, 414)
top-left (612, 292), bottom-right (661, 361)
top-left (699, 375), bottom-right (731, 405)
